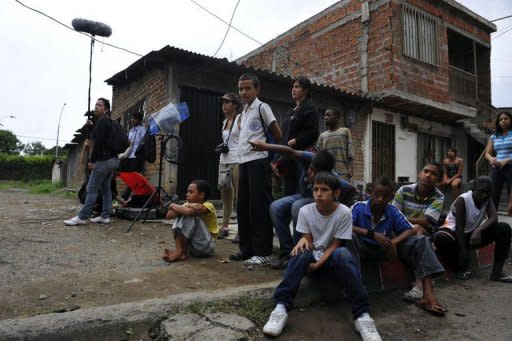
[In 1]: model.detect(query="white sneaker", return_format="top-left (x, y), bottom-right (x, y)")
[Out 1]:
top-left (64, 216), bottom-right (87, 226)
top-left (354, 313), bottom-right (382, 341)
top-left (263, 308), bottom-right (288, 336)
top-left (243, 255), bottom-right (271, 266)
top-left (403, 286), bottom-right (423, 303)
top-left (90, 216), bottom-right (111, 224)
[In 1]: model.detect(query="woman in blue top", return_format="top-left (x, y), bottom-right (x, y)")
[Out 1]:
top-left (485, 112), bottom-right (512, 208)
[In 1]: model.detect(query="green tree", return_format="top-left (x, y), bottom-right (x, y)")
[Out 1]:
top-left (23, 141), bottom-right (47, 156)
top-left (0, 129), bottom-right (23, 154)
top-left (45, 145), bottom-right (68, 158)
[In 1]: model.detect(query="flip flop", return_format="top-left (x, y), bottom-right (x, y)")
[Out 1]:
top-left (416, 300), bottom-right (447, 316)
top-left (491, 274), bottom-right (512, 283)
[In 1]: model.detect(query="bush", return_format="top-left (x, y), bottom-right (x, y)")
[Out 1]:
top-left (0, 154), bottom-right (54, 181)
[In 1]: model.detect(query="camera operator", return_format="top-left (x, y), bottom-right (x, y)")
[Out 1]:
top-left (217, 93), bottom-right (241, 239)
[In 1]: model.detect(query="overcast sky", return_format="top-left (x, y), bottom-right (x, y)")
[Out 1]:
top-left (1, 0), bottom-right (511, 148)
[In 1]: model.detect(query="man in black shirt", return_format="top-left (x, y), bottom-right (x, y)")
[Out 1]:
top-left (65, 98), bottom-right (120, 226)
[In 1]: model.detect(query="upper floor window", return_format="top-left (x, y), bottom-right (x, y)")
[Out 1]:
top-left (401, 4), bottom-right (439, 66)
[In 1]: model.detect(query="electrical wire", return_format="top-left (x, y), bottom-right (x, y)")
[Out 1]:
top-left (492, 24), bottom-right (512, 40)
top-left (14, 0), bottom-right (143, 57)
top-left (190, 0), bottom-right (362, 93)
top-left (212, 0), bottom-right (241, 57)
top-left (190, 0), bottom-right (263, 45)
top-left (491, 14), bottom-right (512, 23)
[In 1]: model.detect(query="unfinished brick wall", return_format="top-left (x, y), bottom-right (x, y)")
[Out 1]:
top-left (110, 67), bottom-right (169, 178)
top-left (243, 0), bottom-right (493, 105)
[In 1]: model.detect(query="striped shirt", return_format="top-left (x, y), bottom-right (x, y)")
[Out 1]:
top-left (317, 127), bottom-right (353, 180)
top-left (392, 183), bottom-right (444, 227)
top-left (490, 131), bottom-right (512, 161)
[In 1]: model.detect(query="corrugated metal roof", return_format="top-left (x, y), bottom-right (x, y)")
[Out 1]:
top-left (105, 45), bottom-right (375, 102)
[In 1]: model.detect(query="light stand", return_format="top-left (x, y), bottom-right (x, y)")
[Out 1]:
top-left (126, 134), bottom-right (181, 233)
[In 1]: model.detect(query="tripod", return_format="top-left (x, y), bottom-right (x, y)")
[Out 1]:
top-left (126, 134), bottom-right (182, 233)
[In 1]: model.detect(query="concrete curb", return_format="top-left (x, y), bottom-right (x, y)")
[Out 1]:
top-left (0, 281), bottom-right (280, 341)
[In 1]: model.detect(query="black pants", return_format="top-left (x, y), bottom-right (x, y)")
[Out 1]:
top-left (433, 222), bottom-right (511, 271)
top-left (491, 164), bottom-right (512, 208)
top-left (237, 158), bottom-right (273, 257)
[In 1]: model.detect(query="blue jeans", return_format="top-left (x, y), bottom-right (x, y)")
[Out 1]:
top-left (274, 247), bottom-right (370, 320)
top-left (269, 194), bottom-right (313, 254)
top-left (79, 157), bottom-right (119, 220)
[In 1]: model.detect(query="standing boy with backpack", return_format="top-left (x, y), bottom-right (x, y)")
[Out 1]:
top-left (65, 98), bottom-right (127, 226)
top-left (230, 73), bottom-right (282, 265)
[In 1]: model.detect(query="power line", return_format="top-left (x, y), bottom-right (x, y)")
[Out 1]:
top-left (190, 0), bottom-right (362, 93)
top-left (190, 0), bottom-right (263, 45)
top-left (491, 14), bottom-right (512, 23)
top-left (212, 0), bottom-right (241, 57)
top-left (16, 134), bottom-right (71, 143)
top-left (493, 24), bottom-right (512, 40)
top-left (14, 0), bottom-right (143, 57)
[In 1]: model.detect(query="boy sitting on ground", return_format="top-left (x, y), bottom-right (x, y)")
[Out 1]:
top-left (392, 162), bottom-right (445, 302)
top-left (263, 172), bottom-right (381, 341)
top-left (352, 176), bottom-right (448, 316)
top-left (163, 180), bottom-right (218, 262)
top-left (434, 176), bottom-right (512, 282)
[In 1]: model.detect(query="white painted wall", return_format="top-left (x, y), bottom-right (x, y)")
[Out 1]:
top-left (371, 108), bottom-right (456, 183)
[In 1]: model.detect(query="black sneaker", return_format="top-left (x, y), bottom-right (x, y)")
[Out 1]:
top-left (270, 253), bottom-right (290, 269)
top-left (229, 252), bottom-right (251, 261)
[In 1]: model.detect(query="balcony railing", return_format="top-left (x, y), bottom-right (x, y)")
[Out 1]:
top-left (449, 65), bottom-right (476, 106)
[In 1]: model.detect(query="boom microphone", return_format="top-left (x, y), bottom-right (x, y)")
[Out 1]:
top-left (72, 18), bottom-right (112, 37)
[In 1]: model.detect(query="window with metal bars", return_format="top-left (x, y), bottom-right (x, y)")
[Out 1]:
top-left (401, 3), bottom-right (439, 66)
top-left (372, 121), bottom-right (395, 181)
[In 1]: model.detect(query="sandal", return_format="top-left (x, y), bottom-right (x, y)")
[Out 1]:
top-left (415, 300), bottom-right (448, 316)
top-left (217, 228), bottom-right (229, 239)
top-left (455, 271), bottom-right (471, 280)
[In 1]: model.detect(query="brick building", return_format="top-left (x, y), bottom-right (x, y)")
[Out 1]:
top-left (238, 0), bottom-right (497, 183)
top-left (64, 46), bottom-right (372, 199)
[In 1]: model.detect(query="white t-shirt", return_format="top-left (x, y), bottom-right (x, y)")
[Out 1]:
top-left (219, 115), bottom-right (240, 165)
top-left (238, 97), bottom-right (277, 164)
top-left (296, 203), bottom-right (352, 261)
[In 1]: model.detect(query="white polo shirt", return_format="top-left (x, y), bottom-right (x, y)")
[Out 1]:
top-left (238, 97), bottom-right (277, 164)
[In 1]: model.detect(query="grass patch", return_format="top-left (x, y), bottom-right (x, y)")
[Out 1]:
top-left (0, 180), bottom-right (65, 194)
top-left (28, 181), bottom-right (62, 194)
top-left (176, 293), bottom-right (274, 326)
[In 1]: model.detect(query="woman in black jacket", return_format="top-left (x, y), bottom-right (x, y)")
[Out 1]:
top-left (280, 76), bottom-right (319, 196)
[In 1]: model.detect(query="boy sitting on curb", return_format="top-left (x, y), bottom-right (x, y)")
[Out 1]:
top-left (263, 172), bottom-right (381, 341)
top-left (249, 140), bottom-right (356, 270)
top-left (434, 176), bottom-right (512, 282)
top-left (352, 177), bottom-right (447, 316)
top-left (163, 180), bottom-right (218, 262)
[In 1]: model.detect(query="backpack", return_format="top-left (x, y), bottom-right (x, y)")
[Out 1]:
top-left (135, 131), bottom-right (157, 163)
top-left (107, 119), bottom-right (130, 154)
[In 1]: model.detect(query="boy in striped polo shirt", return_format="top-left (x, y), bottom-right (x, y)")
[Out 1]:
top-left (392, 162), bottom-right (445, 235)
top-left (392, 162), bottom-right (445, 303)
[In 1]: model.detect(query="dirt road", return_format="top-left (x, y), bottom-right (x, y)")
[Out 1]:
top-left (0, 188), bottom-right (280, 319)
top-left (1, 188), bottom-right (511, 340)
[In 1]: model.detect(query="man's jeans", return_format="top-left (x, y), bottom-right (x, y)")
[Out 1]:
top-left (79, 157), bottom-right (119, 220)
top-left (269, 194), bottom-right (314, 254)
top-left (274, 247), bottom-right (370, 320)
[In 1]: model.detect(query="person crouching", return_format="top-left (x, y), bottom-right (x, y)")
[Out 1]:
top-left (163, 180), bottom-right (218, 262)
